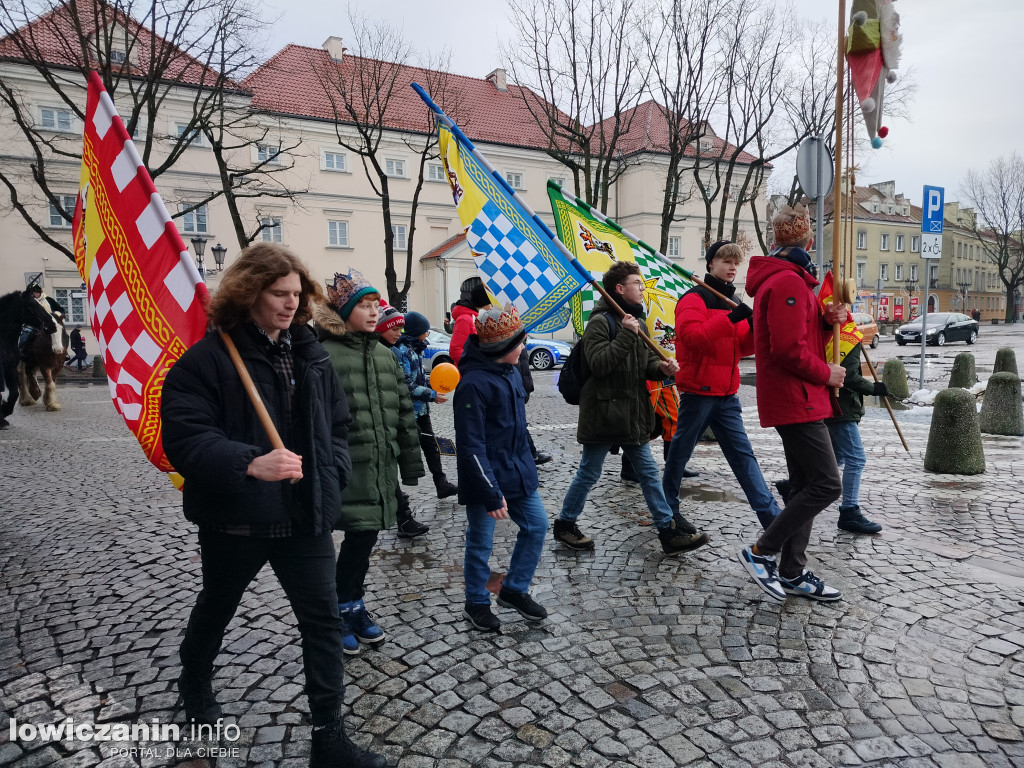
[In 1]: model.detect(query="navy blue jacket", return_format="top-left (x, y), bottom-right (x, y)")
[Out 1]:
top-left (453, 336), bottom-right (537, 510)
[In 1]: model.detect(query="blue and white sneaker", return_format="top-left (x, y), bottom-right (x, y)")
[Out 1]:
top-left (779, 570), bottom-right (842, 602)
top-left (737, 547), bottom-right (786, 602)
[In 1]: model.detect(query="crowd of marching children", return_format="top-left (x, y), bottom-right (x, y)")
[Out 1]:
top-left (163, 203), bottom-right (882, 766)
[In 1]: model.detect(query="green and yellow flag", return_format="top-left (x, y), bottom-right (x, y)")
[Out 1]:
top-left (547, 181), bottom-right (694, 356)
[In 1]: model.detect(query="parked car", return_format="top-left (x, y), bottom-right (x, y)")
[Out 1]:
top-left (422, 328), bottom-right (455, 370)
top-left (852, 313), bottom-right (879, 349)
top-left (525, 338), bottom-right (573, 370)
top-left (895, 312), bottom-right (979, 346)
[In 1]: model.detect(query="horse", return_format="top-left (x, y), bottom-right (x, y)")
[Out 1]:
top-left (0, 289), bottom-right (57, 427)
top-left (18, 309), bottom-right (68, 413)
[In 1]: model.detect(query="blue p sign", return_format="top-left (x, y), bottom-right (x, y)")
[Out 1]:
top-left (922, 185), bottom-right (945, 233)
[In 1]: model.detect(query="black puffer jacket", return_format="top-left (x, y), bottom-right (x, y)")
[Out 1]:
top-left (161, 323), bottom-right (351, 535)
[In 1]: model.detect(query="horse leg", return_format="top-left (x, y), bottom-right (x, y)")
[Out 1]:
top-left (44, 368), bottom-right (61, 411)
top-left (17, 362), bottom-right (37, 405)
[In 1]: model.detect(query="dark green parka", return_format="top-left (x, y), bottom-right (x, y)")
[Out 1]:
top-left (826, 343), bottom-right (877, 424)
top-left (577, 297), bottom-right (666, 445)
top-left (316, 304), bottom-right (424, 531)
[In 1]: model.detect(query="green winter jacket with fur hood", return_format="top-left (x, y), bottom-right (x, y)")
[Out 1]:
top-left (315, 303), bottom-right (424, 532)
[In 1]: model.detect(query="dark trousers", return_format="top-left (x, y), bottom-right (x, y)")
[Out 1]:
top-left (417, 413), bottom-right (447, 483)
top-left (756, 421), bottom-right (842, 580)
top-left (179, 530), bottom-right (345, 726)
top-left (336, 530), bottom-right (379, 603)
top-left (69, 349), bottom-right (88, 370)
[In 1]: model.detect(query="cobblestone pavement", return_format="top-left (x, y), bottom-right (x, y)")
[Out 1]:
top-left (1, 327), bottom-right (1023, 768)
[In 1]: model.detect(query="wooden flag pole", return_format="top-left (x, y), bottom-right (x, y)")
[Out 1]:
top-left (860, 344), bottom-right (910, 453)
top-left (831, 0), bottom-right (847, 397)
top-left (589, 280), bottom-right (671, 363)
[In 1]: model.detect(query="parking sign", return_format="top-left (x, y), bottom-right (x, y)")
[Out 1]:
top-left (921, 185), bottom-right (944, 260)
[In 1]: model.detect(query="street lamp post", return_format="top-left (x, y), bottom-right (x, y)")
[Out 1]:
top-left (211, 242), bottom-right (227, 273)
top-left (957, 279), bottom-right (971, 312)
top-left (903, 278), bottom-right (918, 319)
top-left (190, 236), bottom-right (207, 280)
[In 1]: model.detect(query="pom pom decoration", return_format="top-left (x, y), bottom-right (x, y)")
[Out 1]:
top-left (430, 362), bottom-right (461, 394)
top-left (877, 126), bottom-right (889, 138)
top-left (886, 70), bottom-right (898, 84)
top-left (861, 97), bottom-right (876, 113)
top-left (871, 136), bottom-right (883, 149)
top-left (852, 10), bottom-right (868, 25)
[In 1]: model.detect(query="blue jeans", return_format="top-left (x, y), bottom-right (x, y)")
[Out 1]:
top-left (827, 421), bottom-right (866, 509)
top-left (662, 393), bottom-right (781, 520)
top-left (464, 489), bottom-right (548, 605)
top-left (560, 443), bottom-right (673, 528)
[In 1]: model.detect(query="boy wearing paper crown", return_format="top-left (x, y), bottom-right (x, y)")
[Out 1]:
top-left (454, 304), bottom-right (549, 632)
top-left (317, 269), bottom-right (425, 655)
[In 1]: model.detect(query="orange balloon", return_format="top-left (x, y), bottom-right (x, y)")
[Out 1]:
top-left (430, 362), bottom-right (461, 394)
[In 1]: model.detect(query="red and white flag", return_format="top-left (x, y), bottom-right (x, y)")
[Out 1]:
top-left (72, 71), bottom-right (209, 485)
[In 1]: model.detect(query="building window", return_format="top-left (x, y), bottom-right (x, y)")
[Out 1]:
top-left (181, 203), bottom-right (208, 234)
top-left (392, 224), bottom-right (407, 251)
top-left (40, 107), bottom-right (73, 132)
top-left (328, 220), bottom-right (349, 247)
top-left (54, 288), bottom-right (87, 324)
top-left (176, 123), bottom-right (205, 147)
top-left (911, 235), bottom-right (920, 253)
top-left (427, 163), bottom-right (445, 182)
top-left (880, 233), bottom-right (890, 251)
top-left (257, 144), bottom-right (281, 164)
top-left (323, 151), bottom-right (347, 172)
top-left (957, 242), bottom-right (962, 258)
top-left (895, 234), bottom-right (905, 252)
top-left (929, 264), bottom-right (938, 287)
top-left (879, 264), bottom-right (889, 281)
top-left (895, 264), bottom-right (904, 281)
top-left (385, 158), bottom-right (405, 178)
top-left (667, 237), bottom-right (680, 258)
top-left (910, 264), bottom-right (918, 282)
top-left (505, 171), bottom-right (524, 190)
top-left (856, 262), bottom-right (865, 283)
top-left (857, 231), bottom-right (867, 250)
top-left (549, 177), bottom-right (565, 187)
top-left (48, 194), bottom-right (77, 228)
top-left (261, 217), bottom-right (282, 243)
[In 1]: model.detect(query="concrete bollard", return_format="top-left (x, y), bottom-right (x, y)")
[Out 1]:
top-left (92, 355), bottom-right (105, 380)
top-left (979, 372), bottom-right (1024, 436)
top-left (882, 357), bottom-right (910, 399)
top-left (924, 388), bottom-right (985, 474)
top-left (993, 347), bottom-right (1018, 377)
top-left (947, 352), bottom-right (977, 389)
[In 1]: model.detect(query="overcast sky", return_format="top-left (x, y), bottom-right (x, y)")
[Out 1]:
top-left (258, 0), bottom-right (1024, 209)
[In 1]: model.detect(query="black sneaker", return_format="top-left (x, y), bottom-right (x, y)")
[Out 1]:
top-left (396, 515), bottom-right (429, 538)
top-left (837, 505), bottom-right (882, 534)
top-left (177, 670), bottom-right (222, 725)
top-left (533, 452), bottom-right (553, 466)
top-left (553, 519), bottom-right (595, 550)
top-left (657, 520), bottom-right (710, 556)
top-left (310, 721), bottom-right (389, 768)
top-left (464, 603), bottom-right (500, 631)
top-left (681, 467), bottom-right (699, 478)
top-left (435, 478), bottom-right (459, 499)
top-left (496, 588), bottom-right (548, 622)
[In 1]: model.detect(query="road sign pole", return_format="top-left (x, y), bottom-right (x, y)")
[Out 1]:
top-left (816, 139), bottom-right (825, 279)
top-left (919, 185), bottom-right (946, 389)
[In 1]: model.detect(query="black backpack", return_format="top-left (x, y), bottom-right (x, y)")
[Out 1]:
top-left (557, 312), bottom-right (617, 405)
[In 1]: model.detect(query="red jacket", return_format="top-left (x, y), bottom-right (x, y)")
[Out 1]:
top-left (746, 254), bottom-right (833, 427)
top-left (673, 280), bottom-right (753, 396)
top-left (449, 302), bottom-right (478, 367)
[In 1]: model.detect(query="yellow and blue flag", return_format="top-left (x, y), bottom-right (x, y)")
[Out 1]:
top-left (413, 83), bottom-right (590, 333)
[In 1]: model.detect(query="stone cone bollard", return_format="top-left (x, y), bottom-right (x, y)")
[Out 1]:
top-left (701, 426), bottom-right (717, 442)
top-left (92, 354), bottom-right (105, 380)
top-left (882, 358), bottom-right (910, 399)
top-left (924, 388), bottom-right (985, 474)
top-left (979, 372), bottom-right (1024, 436)
top-left (993, 347), bottom-right (1018, 376)
top-left (947, 352), bottom-right (977, 389)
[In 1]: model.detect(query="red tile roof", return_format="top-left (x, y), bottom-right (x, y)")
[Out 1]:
top-left (0, 1), bottom-right (237, 90)
top-left (814, 184), bottom-right (922, 224)
top-left (420, 232), bottom-right (467, 261)
top-left (243, 46), bottom-right (561, 150)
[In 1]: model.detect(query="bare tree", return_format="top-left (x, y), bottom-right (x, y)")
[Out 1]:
top-left (0, 0), bottom-right (298, 260)
top-left (504, 0), bottom-right (649, 210)
top-left (961, 154), bottom-right (1024, 323)
top-left (311, 13), bottom-right (462, 308)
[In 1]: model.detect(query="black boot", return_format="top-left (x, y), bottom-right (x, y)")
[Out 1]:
top-left (396, 487), bottom-right (429, 538)
top-left (310, 721), bottom-right (389, 768)
top-left (434, 476), bottom-right (459, 499)
top-left (177, 669), bottom-right (221, 725)
top-left (774, 479), bottom-right (792, 506)
top-left (657, 520), bottom-right (711, 556)
top-left (838, 505), bottom-right (882, 534)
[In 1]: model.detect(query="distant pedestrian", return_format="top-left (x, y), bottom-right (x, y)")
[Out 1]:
top-left (161, 243), bottom-right (387, 767)
top-left (455, 304), bottom-right (549, 632)
top-left (662, 240), bottom-right (781, 530)
top-left (739, 204), bottom-right (847, 603)
top-left (319, 269), bottom-right (425, 656)
top-left (552, 261), bottom-right (710, 556)
top-left (67, 326), bottom-right (88, 371)
top-left (449, 277), bottom-right (491, 366)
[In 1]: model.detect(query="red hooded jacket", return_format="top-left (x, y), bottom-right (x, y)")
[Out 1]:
top-left (673, 279), bottom-right (753, 397)
top-left (449, 302), bottom-right (478, 367)
top-left (745, 254), bottom-right (833, 427)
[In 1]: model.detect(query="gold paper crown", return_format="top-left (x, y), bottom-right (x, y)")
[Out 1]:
top-left (773, 205), bottom-right (812, 246)
top-left (475, 304), bottom-right (524, 347)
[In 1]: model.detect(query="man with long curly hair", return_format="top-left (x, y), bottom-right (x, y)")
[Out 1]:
top-left (161, 243), bottom-right (388, 768)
